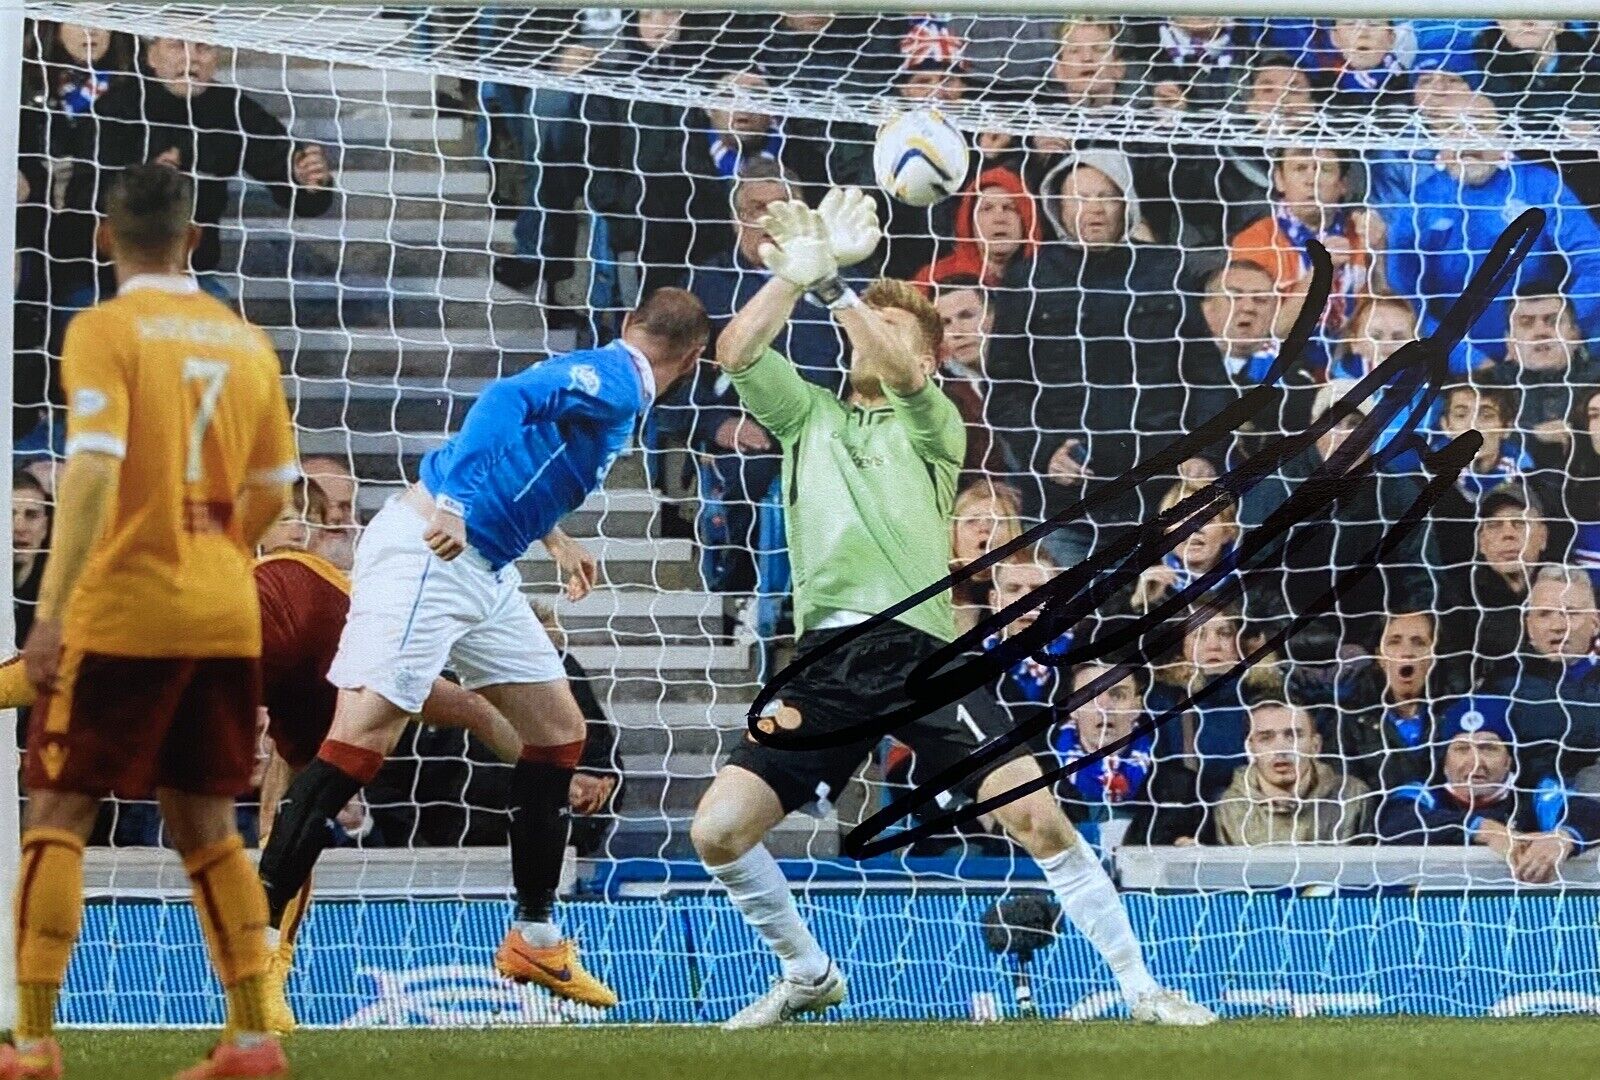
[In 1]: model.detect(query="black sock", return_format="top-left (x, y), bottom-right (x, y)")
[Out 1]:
top-left (509, 760), bottom-right (574, 924)
top-left (258, 757), bottom-right (363, 926)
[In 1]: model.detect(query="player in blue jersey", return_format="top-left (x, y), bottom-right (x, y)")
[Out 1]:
top-left (256, 288), bottom-right (709, 1012)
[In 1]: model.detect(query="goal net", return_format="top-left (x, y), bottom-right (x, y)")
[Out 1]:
top-left (14, 3), bottom-right (1600, 1027)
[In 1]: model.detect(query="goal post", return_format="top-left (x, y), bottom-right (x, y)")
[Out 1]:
top-left (9, 1), bottom-right (1600, 1028)
top-left (0, 1), bottom-right (25, 1037)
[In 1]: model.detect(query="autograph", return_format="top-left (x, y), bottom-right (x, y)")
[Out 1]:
top-left (749, 209), bottom-right (1545, 860)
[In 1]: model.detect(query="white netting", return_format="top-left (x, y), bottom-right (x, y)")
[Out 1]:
top-left (15, 6), bottom-right (1600, 1026)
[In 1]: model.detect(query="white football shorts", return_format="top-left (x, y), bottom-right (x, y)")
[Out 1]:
top-left (326, 495), bottom-right (564, 713)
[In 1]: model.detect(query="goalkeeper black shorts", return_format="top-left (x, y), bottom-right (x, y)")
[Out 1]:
top-left (725, 620), bottom-right (1031, 815)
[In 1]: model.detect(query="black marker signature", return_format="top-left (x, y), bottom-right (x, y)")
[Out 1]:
top-left (749, 209), bottom-right (1545, 860)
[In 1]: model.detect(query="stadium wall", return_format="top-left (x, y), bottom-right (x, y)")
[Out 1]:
top-left (64, 891), bottom-right (1600, 1026)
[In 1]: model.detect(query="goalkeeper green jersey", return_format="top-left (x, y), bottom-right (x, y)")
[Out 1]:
top-left (729, 346), bottom-right (965, 642)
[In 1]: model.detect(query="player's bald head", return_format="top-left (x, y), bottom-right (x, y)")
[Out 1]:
top-left (630, 288), bottom-right (711, 350)
top-left (105, 163), bottom-right (195, 261)
top-left (624, 287), bottom-right (710, 385)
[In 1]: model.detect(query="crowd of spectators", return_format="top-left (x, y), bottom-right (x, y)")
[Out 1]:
top-left (16, 13), bottom-right (1600, 875)
top-left (508, 10), bottom-right (1600, 877)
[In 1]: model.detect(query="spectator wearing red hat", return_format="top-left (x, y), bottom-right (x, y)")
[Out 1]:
top-left (914, 166), bottom-right (1039, 289)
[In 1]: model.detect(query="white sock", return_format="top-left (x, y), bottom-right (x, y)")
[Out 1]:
top-left (264, 926), bottom-right (281, 952)
top-left (708, 845), bottom-right (830, 983)
top-left (1039, 833), bottom-right (1159, 1004)
top-left (514, 920), bottom-right (563, 948)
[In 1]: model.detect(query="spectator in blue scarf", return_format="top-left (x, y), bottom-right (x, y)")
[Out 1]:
top-left (1051, 661), bottom-right (1204, 848)
top-left (983, 547), bottom-right (1073, 713)
top-left (1328, 295), bottom-right (1432, 474)
top-left (1378, 695), bottom-right (1600, 882)
top-left (1134, 16), bottom-right (1250, 111)
top-left (702, 70), bottom-right (785, 179)
top-left (1336, 609), bottom-right (1460, 792)
top-left (1442, 384), bottom-right (1536, 502)
top-left (1118, 476), bottom-right (1240, 617)
top-left (1177, 260), bottom-right (1323, 471)
top-left (1291, 20), bottom-right (1417, 110)
top-left (1427, 383), bottom-right (1543, 569)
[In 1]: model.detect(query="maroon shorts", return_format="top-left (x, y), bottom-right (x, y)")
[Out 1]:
top-left (265, 699), bottom-right (332, 771)
top-left (26, 650), bottom-right (262, 799)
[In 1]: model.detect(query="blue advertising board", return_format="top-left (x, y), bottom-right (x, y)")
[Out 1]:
top-left (61, 891), bottom-right (1600, 1026)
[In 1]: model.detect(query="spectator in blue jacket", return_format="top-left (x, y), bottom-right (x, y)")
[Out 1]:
top-left (1380, 93), bottom-right (1600, 372)
top-left (1364, 44), bottom-right (1484, 214)
top-left (1486, 565), bottom-right (1600, 780)
top-left (1377, 695), bottom-right (1600, 882)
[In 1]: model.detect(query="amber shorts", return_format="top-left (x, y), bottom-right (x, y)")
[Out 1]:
top-left (26, 650), bottom-right (262, 799)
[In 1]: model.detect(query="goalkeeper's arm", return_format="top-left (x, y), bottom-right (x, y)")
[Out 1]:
top-left (715, 276), bottom-right (805, 374)
top-left (718, 191), bottom-right (878, 375)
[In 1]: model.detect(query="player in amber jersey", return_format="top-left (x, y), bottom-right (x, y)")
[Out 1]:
top-left (0, 480), bottom-right (521, 1042)
top-left (5, 164), bottom-right (298, 1080)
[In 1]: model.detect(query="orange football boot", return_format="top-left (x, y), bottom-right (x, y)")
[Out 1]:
top-left (0, 1039), bottom-right (62, 1080)
top-left (494, 930), bottom-right (618, 1008)
top-left (171, 1038), bottom-right (288, 1080)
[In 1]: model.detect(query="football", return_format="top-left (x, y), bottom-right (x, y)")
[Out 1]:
top-left (873, 109), bottom-right (970, 207)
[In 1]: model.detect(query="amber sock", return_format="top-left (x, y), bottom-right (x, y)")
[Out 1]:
top-left (185, 834), bottom-right (272, 1035)
top-left (13, 828), bottom-right (86, 1042)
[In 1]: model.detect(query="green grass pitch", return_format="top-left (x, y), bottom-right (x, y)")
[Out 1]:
top-left (56, 1018), bottom-right (1600, 1079)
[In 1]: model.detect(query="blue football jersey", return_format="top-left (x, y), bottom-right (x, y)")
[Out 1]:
top-left (419, 341), bottom-right (652, 570)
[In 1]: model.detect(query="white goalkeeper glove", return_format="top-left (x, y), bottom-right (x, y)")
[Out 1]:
top-left (757, 199), bottom-right (857, 309)
top-left (817, 186), bottom-right (882, 269)
top-left (757, 200), bottom-right (838, 285)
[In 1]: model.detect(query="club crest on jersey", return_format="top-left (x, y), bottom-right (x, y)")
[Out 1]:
top-left (73, 388), bottom-right (108, 417)
top-left (569, 364), bottom-right (601, 396)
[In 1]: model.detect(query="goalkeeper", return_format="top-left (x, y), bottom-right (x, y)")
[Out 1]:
top-left (688, 189), bottom-right (1216, 1029)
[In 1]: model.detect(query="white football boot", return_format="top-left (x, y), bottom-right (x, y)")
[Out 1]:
top-left (722, 964), bottom-right (847, 1030)
top-left (1130, 988), bottom-right (1218, 1026)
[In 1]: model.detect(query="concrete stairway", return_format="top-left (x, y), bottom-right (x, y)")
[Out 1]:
top-left (217, 52), bottom-right (836, 858)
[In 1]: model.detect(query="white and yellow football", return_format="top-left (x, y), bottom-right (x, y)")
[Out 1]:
top-left (872, 109), bottom-right (970, 207)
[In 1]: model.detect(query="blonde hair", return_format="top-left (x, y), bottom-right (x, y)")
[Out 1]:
top-left (1154, 605), bottom-right (1284, 697)
top-left (1157, 477), bottom-right (1237, 526)
top-left (1058, 16), bottom-right (1122, 44)
top-left (954, 478), bottom-right (1024, 530)
top-left (1344, 294), bottom-right (1416, 342)
top-left (863, 278), bottom-right (944, 357)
